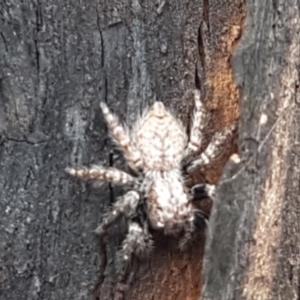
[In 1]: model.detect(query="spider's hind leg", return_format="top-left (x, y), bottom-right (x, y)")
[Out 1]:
top-left (179, 209), bottom-right (208, 250)
top-left (179, 183), bottom-right (214, 250)
top-left (117, 220), bottom-right (153, 263)
top-left (94, 190), bottom-right (140, 235)
top-left (179, 219), bottom-right (196, 251)
top-left (191, 183), bottom-right (217, 202)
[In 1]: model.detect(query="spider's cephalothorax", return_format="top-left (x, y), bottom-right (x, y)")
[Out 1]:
top-left (66, 90), bottom-right (237, 261)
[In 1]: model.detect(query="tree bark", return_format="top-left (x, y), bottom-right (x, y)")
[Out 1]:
top-left (201, 1), bottom-right (300, 299)
top-left (0, 0), bottom-right (243, 300)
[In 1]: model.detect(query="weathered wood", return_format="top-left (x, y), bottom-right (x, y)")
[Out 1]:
top-left (0, 0), bottom-right (243, 299)
top-left (201, 1), bottom-right (300, 299)
top-left (0, 1), bottom-right (201, 299)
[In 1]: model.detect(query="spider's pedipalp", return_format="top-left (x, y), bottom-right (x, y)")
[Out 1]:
top-left (94, 191), bottom-right (140, 235)
top-left (187, 121), bottom-right (237, 173)
top-left (100, 102), bottom-right (143, 170)
top-left (185, 90), bottom-right (210, 156)
top-left (118, 220), bottom-right (153, 262)
top-left (66, 165), bottom-right (136, 187)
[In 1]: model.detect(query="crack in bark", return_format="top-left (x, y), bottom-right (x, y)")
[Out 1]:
top-left (203, 0), bottom-right (210, 31)
top-left (35, 0), bottom-right (41, 76)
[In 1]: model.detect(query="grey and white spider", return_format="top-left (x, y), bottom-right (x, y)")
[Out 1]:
top-left (66, 90), bottom-right (237, 262)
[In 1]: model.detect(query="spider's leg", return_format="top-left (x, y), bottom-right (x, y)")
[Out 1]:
top-left (100, 102), bottom-right (143, 171)
top-left (191, 183), bottom-right (217, 202)
top-left (185, 90), bottom-right (210, 157)
top-left (179, 219), bottom-right (196, 250)
top-left (187, 121), bottom-right (237, 173)
top-left (66, 165), bottom-right (136, 187)
top-left (118, 220), bottom-right (153, 262)
top-left (194, 210), bottom-right (209, 228)
top-left (179, 210), bottom-right (208, 250)
top-left (94, 191), bottom-right (140, 235)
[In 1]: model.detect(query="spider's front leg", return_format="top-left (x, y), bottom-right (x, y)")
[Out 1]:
top-left (100, 102), bottom-right (143, 171)
top-left (118, 220), bottom-right (153, 262)
top-left (94, 190), bottom-right (140, 235)
top-left (187, 121), bottom-right (237, 173)
top-left (185, 89), bottom-right (210, 157)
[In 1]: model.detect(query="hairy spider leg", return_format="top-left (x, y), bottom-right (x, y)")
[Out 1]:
top-left (94, 191), bottom-right (140, 235)
top-left (100, 102), bottom-right (143, 171)
top-left (118, 220), bottom-right (153, 262)
top-left (179, 208), bottom-right (210, 250)
top-left (187, 122), bottom-right (237, 173)
top-left (66, 165), bottom-right (137, 187)
top-left (178, 219), bottom-right (196, 250)
top-left (185, 90), bottom-right (210, 157)
top-left (191, 183), bottom-right (217, 202)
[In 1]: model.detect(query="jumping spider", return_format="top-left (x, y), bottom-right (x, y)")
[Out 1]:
top-left (66, 90), bottom-right (236, 262)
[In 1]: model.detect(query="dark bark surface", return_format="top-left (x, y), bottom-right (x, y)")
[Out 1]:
top-left (0, 1), bottom-right (202, 299)
top-left (0, 1), bottom-right (243, 300)
top-left (201, 1), bottom-right (300, 299)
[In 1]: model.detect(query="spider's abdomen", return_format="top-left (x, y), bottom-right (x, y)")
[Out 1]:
top-left (135, 102), bottom-right (187, 171)
top-left (146, 173), bottom-right (194, 234)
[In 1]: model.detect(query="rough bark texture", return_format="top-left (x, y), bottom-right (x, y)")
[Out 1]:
top-left (201, 0), bottom-right (300, 299)
top-left (0, 1), bottom-right (242, 300)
